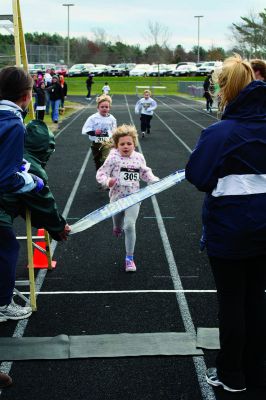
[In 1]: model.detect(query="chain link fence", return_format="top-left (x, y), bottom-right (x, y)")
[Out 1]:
top-left (177, 81), bottom-right (204, 97)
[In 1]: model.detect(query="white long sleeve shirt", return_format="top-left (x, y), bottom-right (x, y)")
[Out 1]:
top-left (81, 112), bottom-right (117, 143)
top-left (135, 97), bottom-right (157, 116)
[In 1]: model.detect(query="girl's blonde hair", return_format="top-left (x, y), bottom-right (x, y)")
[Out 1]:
top-left (112, 124), bottom-right (138, 147)
top-left (143, 89), bottom-right (151, 95)
top-left (96, 94), bottom-right (112, 106)
top-left (215, 54), bottom-right (255, 110)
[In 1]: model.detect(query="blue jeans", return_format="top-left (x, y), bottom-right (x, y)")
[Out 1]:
top-left (0, 227), bottom-right (20, 306)
top-left (50, 99), bottom-right (61, 122)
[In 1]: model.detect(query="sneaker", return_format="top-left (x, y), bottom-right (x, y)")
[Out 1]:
top-left (0, 299), bottom-right (32, 321)
top-left (113, 227), bottom-right (123, 237)
top-left (125, 259), bottom-right (137, 272)
top-left (141, 132), bottom-right (145, 138)
top-left (206, 368), bottom-right (246, 392)
top-left (0, 372), bottom-right (12, 389)
top-left (147, 129), bottom-right (151, 134)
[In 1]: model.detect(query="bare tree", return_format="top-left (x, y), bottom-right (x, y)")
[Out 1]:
top-left (144, 21), bottom-right (171, 48)
top-left (92, 27), bottom-right (107, 45)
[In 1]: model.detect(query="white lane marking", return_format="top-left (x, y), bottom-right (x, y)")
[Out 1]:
top-left (125, 95), bottom-right (215, 400)
top-left (163, 95), bottom-right (219, 121)
top-left (55, 103), bottom-right (91, 139)
top-left (16, 290), bottom-right (217, 295)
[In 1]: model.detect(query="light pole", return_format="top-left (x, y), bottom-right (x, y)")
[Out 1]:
top-left (194, 15), bottom-right (203, 63)
top-left (62, 3), bottom-right (74, 67)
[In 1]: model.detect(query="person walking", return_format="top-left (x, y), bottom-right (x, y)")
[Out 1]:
top-left (203, 73), bottom-right (214, 113)
top-left (96, 124), bottom-right (159, 272)
top-left (33, 80), bottom-right (46, 121)
top-left (186, 54), bottom-right (266, 393)
top-left (85, 73), bottom-right (94, 100)
top-left (135, 89), bottom-right (157, 138)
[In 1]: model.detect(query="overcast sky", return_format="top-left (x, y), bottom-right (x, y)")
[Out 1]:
top-left (1, 0), bottom-right (266, 50)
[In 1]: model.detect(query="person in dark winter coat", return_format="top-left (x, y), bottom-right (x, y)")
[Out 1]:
top-left (85, 73), bottom-right (94, 99)
top-left (33, 81), bottom-right (46, 121)
top-left (186, 54), bottom-right (266, 393)
top-left (47, 75), bottom-right (63, 123)
top-left (203, 73), bottom-right (214, 112)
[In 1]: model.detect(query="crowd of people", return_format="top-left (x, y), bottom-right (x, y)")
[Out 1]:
top-left (1, 55), bottom-right (266, 394)
top-left (33, 67), bottom-right (67, 123)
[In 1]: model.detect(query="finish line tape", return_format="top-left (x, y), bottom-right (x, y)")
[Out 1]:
top-left (70, 170), bottom-right (186, 234)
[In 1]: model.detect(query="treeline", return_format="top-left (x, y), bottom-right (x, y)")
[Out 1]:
top-left (1, 8), bottom-right (266, 65)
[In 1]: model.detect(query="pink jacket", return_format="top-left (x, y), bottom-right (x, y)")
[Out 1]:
top-left (96, 149), bottom-right (159, 201)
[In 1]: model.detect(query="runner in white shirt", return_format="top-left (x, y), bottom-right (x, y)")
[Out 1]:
top-left (102, 82), bottom-right (111, 95)
top-left (82, 95), bottom-right (117, 172)
top-left (135, 89), bottom-right (157, 138)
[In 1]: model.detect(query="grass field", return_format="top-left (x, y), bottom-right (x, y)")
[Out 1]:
top-left (65, 76), bottom-right (205, 96)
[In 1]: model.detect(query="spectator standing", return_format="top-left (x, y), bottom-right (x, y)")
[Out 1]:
top-left (203, 73), bottom-right (214, 113)
top-left (186, 54), bottom-right (266, 393)
top-left (47, 75), bottom-right (63, 124)
top-left (85, 73), bottom-right (94, 100)
top-left (44, 68), bottom-right (52, 114)
top-left (33, 81), bottom-right (46, 121)
top-left (59, 74), bottom-right (68, 113)
top-left (250, 59), bottom-right (266, 81)
top-left (0, 66), bottom-right (44, 388)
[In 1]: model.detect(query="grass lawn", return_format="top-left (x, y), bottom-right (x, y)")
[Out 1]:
top-left (65, 76), bottom-right (205, 96)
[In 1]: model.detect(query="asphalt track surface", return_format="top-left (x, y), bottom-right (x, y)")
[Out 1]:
top-left (0, 95), bottom-right (265, 400)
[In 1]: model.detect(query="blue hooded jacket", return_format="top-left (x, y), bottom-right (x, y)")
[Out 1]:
top-left (0, 101), bottom-right (34, 194)
top-left (186, 80), bottom-right (266, 259)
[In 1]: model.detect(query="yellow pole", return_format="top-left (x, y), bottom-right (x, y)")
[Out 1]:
top-left (26, 209), bottom-right (37, 311)
top-left (12, 0), bottom-right (35, 119)
top-left (44, 230), bottom-right (53, 270)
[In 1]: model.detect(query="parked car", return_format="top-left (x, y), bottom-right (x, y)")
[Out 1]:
top-left (89, 64), bottom-right (112, 76)
top-left (174, 63), bottom-right (198, 76)
top-left (148, 64), bottom-right (169, 77)
top-left (196, 61), bottom-right (223, 76)
top-left (68, 63), bottom-right (94, 77)
top-left (108, 63), bottom-right (136, 76)
top-left (55, 64), bottom-right (69, 76)
top-left (165, 64), bottom-right (178, 76)
top-left (129, 64), bottom-right (151, 77)
top-left (28, 63), bottom-right (56, 75)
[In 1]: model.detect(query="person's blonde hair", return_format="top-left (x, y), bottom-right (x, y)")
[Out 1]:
top-left (216, 54), bottom-right (255, 110)
top-left (112, 124), bottom-right (138, 147)
top-left (96, 94), bottom-right (112, 106)
top-left (143, 89), bottom-right (151, 95)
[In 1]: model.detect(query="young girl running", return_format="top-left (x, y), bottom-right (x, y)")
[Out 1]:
top-left (135, 89), bottom-right (157, 138)
top-left (96, 124), bottom-right (159, 272)
top-left (82, 94), bottom-right (117, 172)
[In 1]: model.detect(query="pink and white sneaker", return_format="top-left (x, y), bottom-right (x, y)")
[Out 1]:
top-left (125, 259), bottom-right (137, 272)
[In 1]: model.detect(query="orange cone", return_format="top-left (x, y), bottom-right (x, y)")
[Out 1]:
top-left (32, 228), bottom-right (57, 269)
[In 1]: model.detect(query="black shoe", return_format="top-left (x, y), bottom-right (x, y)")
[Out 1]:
top-left (53, 120), bottom-right (58, 123)
top-left (206, 368), bottom-right (246, 392)
top-left (141, 132), bottom-right (145, 138)
top-left (147, 129), bottom-right (150, 134)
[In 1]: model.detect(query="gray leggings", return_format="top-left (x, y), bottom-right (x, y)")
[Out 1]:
top-left (112, 203), bottom-right (140, 255)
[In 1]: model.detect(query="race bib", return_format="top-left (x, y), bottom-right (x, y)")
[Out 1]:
top-left (120, 167), bottom-right (140, 186)
top-left (94, 136), bottom-right (110, 143)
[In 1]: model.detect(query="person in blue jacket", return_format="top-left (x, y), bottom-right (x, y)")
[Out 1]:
top-left (0, 66), bottom-right (45, 389)
top-left (186, 54), bottom-right (266, 393)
